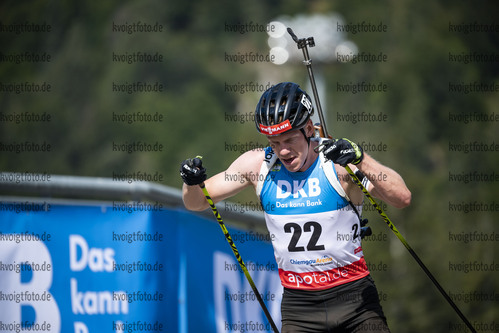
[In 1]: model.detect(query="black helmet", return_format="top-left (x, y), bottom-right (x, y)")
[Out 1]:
top-left (255, 82), bottom-right (313, 136)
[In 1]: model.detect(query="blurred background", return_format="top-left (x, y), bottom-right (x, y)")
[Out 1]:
top-left (1, 0), bottom-right (498, 332)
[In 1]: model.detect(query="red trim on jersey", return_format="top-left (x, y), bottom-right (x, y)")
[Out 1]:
top-left (278, 257), bottom-right (370, 290)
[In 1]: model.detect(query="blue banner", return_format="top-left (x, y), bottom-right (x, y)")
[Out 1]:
top-left (0, 201), bottom-right (282, 333)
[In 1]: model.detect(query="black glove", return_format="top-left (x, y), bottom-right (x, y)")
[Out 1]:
top-left (180, 157), bottom-right (206, 186)
top-left (322, 138), bottom-right (364, 166)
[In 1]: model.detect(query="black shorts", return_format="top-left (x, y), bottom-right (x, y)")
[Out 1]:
top-left (280, 275), bottom-right (390, 333)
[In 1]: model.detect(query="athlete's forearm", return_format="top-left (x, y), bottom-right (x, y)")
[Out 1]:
top-left (182, 183), bottom-right (210, 211)
top-left (355, 154), bottom-right (411, 209)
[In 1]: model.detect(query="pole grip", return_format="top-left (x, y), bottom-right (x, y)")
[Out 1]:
top-left (287, 27), bottom-right (298, 42)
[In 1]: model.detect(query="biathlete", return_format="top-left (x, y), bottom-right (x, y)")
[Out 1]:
top-left (180, 82), bottom-right (411, 332)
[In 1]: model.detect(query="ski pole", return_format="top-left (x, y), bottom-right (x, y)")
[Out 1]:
top-left (199, 182), bottom-right (280, 333)
top-left (287, 27), bottom-right (477, 333)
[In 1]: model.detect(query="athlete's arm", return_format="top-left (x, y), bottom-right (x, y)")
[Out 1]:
top-left (324, 138), bottom-right (411, 209)
top-left (182, 149), bottom-right (264, 211)
top-left (346, 153), bottom-right (411, 209)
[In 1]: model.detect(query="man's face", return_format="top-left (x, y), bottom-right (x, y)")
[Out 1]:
top-left (267, 127), bottom-right (310, 172)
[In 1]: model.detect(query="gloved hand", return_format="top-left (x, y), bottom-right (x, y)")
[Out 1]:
top-left (322, 138), bottom-right (364, 166)
top-left (180, 156), bottom-right (206, 185)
